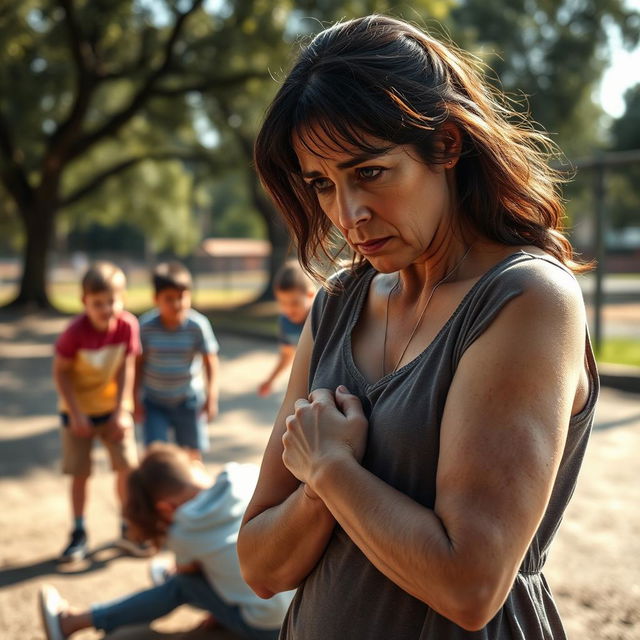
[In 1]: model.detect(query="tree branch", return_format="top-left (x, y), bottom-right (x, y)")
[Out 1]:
top-left (60, 149), bottom-right (223, 208)
top-left (47, 0), bottom-right (100, 166)
top-left (58, 0), bottom-right (91, 75)
top-left (216, 99), bottom-right (254, 160)
top-left (151, 70), bottom-right (271, 96)
top-left (66, 0), bottom-right (205, 162)
top-left (0, 110), bottom-right (33, 207)
top-left (0, 109), bottom-right (16, 163)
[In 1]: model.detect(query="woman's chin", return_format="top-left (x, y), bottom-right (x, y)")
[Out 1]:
top-left (364, 256), bottom-right (404, 274)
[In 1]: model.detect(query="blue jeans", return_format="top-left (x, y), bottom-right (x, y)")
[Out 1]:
top-left (142, 396), bottom-right (209, 451)
top-left (91, 572), bottom-right (280, 640)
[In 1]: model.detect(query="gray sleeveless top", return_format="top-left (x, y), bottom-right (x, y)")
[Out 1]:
top-left (279, 252), bottom-right (599, 640)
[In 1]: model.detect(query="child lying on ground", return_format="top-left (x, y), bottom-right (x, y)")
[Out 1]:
top-left (39, 443), bottom-right (295, 640)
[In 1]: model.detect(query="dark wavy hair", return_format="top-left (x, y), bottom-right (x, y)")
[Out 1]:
top-left (254, 15), bottom-right (587, 282)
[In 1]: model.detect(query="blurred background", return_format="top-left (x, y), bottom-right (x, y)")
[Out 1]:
top-left (1, 4), bottom-right (640, 639)
top-left (1, 0), bottom-right (639, 363)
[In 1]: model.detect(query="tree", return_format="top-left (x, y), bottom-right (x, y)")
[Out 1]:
top-left (607, 84), bottom-right (640, 230)
top-left (612, 84), bottom-right (640, 150)
top-left (0, 0), bottom-right (269, 308)
top-left (3, 0), bottom-right (637, 309)
top-left (449, 0), bottom-right (640, 156)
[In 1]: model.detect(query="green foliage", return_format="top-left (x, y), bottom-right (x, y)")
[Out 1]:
top-left (607, 85), bottom-right (640, 230)
top-left (1, 0), bottom-right (638, 307)
top-left (207, 172), bottom-right (266, 239)
top-left (612, 85), bottom-right (640, 151)
top-left (449, 0), bottom-right (640, 157)
top-left (599, 337), bottom-right (640, 368)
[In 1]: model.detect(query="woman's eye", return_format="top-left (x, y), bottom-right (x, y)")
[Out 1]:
top-left (309, 178), bottom-right (333, 192)
top-left (357, 167), bottom-right (383, 180)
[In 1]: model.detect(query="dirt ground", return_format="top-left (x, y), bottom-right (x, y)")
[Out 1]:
top-left (1, 312), bottom-right (639, 639)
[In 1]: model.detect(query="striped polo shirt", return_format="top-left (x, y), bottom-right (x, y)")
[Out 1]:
top-left (139, 308), bottom-right (219, 405)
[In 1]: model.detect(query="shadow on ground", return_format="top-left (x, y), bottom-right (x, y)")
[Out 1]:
top-left (0, 424), bottom-right (61, 476)
top-left (593, 412), bottom-right (640, 431)
top-left (0, 543), bottom-right (135, 589)
top-left (104, 625), bottom-right (240, 639)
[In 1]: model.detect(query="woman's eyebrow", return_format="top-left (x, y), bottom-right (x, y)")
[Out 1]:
top-left (301, 151), bottom-right (389, 178)
top-left (301, 169), bottom-right (324, 179)
top-left (337, 152), bottom-right (383, 169)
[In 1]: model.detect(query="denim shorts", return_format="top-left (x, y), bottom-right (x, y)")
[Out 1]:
top-left (142, 396), bottom-right (209, 452)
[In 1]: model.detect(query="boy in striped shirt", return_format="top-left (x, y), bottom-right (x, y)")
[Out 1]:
top-left (135, 262), bottom-right (220, 461)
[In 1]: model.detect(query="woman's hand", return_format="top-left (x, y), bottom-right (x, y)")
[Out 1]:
top-left (282, 386), bottom-right (368, 491)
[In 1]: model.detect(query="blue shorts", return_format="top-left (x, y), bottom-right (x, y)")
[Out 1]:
top-left (142, 396), bottom-right (209, 452)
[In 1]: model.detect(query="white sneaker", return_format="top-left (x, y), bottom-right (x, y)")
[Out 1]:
top-left (39, 584), bottom-right (66, 640)
top-left (149, 555), bottom-right (174, 586)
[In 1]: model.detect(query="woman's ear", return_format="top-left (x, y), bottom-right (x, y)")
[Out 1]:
top-left (437, 122), bottom-right (463, 168)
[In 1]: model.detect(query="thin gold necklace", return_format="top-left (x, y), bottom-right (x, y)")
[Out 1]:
top-left (382, 245), bottom-right (472, 376)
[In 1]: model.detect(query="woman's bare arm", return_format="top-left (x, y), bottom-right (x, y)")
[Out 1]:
top-left (237, 318), bottom-right (337, 597)
top-left (284, 269), bottom-right (586, 630)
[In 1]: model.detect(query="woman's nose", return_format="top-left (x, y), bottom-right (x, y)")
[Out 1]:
top-left (335, 188), bottom-right (371, 229)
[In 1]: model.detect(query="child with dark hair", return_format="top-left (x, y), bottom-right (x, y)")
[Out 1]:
top-left (135, 261), bottom-right (220, 460)
top-left (258, 260), bottom-right (315, 397)
top-left (39, 443), bottom-right (295, 640)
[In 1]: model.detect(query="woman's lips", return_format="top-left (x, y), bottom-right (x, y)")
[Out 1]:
top-left (355, 237), bottom-right (390, 255)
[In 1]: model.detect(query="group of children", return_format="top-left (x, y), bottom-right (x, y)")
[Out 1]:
top-left (52, 260), bottom-right (220, 563)
top-left (39, 258), bottom-right (315, 639)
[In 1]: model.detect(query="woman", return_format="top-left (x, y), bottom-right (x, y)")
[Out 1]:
top-left (237, 15), bottom-right (598, 639)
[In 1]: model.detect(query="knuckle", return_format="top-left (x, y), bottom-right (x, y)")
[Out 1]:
top-left (309, 388), bottom-right (330, 402)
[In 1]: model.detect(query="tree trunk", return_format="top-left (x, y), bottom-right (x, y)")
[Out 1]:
top-left (241, 166), bottom-right (293, 302)
top-left (255, 200), bottom-right (292, 303)
top-left (10, 205), bottom-right (56, 310)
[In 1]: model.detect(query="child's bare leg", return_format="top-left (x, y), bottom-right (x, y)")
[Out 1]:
top-left (40, 586), bottom-right (93, 639)
top-left (59, 607), bottom-right (93, 637)
top-left (115, 468), bottom-right (128, 507)
top-left (71, 475), bottom-right (89, 520)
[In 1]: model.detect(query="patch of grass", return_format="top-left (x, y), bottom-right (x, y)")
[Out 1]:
top-left (597, 337), bottom-right (640, 368)
top-left (0, 283), bottom-right (259, 315)
top-left (205, 302), bottom-right (279, 338)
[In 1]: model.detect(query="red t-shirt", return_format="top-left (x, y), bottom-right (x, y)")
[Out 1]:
top-left (55, 311), bottom-right (141, 415)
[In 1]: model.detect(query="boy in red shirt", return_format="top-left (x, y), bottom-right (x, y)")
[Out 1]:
top-left (53, 261), bottom-right (149, 562)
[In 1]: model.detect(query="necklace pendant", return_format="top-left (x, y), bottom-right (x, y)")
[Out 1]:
top-left (382, 245), bottom-right (473, 376)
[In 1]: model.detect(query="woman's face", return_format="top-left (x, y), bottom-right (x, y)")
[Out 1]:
top-left (293, 132), bottom-right (455, 273)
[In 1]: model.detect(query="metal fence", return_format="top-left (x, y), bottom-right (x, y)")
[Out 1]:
top-left (569, 149), bottom-right (640, 352)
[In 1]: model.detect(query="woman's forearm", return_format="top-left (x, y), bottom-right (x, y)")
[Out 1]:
top-left (309, 455), bottom-right (512, 631)
top-left (238, 483), bottom-right (336, 597)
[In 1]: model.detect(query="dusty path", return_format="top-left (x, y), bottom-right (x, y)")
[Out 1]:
top-left (0, 312), bottom-right (639, 639)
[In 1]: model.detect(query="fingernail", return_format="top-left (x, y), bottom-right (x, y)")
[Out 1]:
top-left (337, 385), bottom-right (348, 393)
